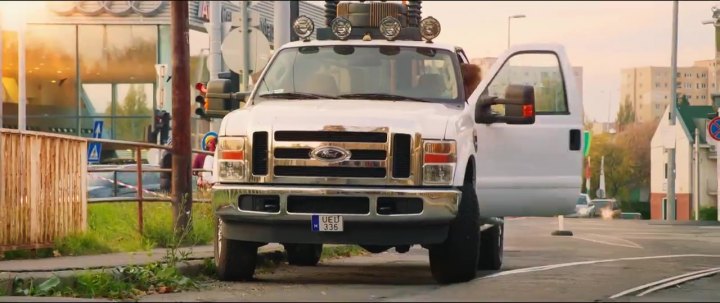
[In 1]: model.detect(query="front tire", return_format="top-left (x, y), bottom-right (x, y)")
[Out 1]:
top-left (477, 224), bottom-right (503, 270)
top-left (285, 244), bottom-right (323, 266)
top-left (429, 179), bottom-right (480, 284)
top-left (215, 218), bottom-right (258, 281)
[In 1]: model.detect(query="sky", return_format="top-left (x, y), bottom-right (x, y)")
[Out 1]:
top-left (420, 1), bottom-right (719, 122)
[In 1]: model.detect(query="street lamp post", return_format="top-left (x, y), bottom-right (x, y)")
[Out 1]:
top-left (667, 0), bottom-right (679, 221)
top-left (507, 14), bottom-right (526, 49)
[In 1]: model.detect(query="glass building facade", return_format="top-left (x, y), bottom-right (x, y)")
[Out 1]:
top-left (1, 24), bottom-right (210, 143)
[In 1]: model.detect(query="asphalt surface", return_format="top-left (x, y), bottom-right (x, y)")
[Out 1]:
top-left (130, 217), bottom-right (720, 302)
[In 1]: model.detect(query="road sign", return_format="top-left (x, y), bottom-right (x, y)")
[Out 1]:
top-left (708, 116), bottom-right (720, 141)
top-left (92, 121), bottom-right (103, 139)
top-left (582, 130), bottom-right (591, 157)
top-left (88, 142), bottom-right (102, 164)
top-left (221, 27), bottom-right (271, 74)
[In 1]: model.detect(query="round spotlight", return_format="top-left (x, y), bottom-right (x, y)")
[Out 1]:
top-left (331, 17), bottom-right (352, 40)
top-left (379, 16), bottom-right (401, 41)
top-left (293, 15), bottom-right (315, 40)
top-left (419, 16), bottom-right (441, 42)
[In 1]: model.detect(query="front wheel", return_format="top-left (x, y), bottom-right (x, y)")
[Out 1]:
top-left (428, 179), bottom-right (480, 284)
top-left (477, 224), bottom-right (503, 270)
top-left (215, 218), bottom-right (258, 281)
top-left (284, 244), bottom-right (323, 266)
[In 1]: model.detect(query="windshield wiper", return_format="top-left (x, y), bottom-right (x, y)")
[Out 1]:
top-left (337, 93), bottom-right (431, 102)
top-left (257, 92), bottom-right (337, 99)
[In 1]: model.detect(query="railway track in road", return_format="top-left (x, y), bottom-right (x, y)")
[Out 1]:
top-left (609, 267), bottom-right (720, 299)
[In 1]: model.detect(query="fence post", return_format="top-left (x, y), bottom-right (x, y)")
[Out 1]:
top-left (136, 147), bottom-right (144, 234)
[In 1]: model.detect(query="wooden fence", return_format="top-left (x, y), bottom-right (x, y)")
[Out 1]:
top-left (0, 129), bottom-right (87, 252)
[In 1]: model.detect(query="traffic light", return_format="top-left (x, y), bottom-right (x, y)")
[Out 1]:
top-left (195, 82), bottom-right (208, 118)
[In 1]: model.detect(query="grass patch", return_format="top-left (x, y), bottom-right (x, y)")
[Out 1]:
top-left (699, 207), bottom-right (718, 221)
top-left (3, 202), bottom-right (215, 260)
top-left (321, 245), bottom-right (367, 260)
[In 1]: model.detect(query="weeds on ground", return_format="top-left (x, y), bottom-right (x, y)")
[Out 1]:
top-left (12, 195), bottom-right (207, 300)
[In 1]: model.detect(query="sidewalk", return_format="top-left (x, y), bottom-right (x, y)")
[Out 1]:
top-left (0, 244), bottom-right (283, 273)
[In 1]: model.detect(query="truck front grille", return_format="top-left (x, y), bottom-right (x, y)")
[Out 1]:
top-left (259, 129), bottom-right (414, 182)
top-left (252, 132), bottom-right (269, 175)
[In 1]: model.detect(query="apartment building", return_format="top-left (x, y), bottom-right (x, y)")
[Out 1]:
top-left (621, 60), bottom-right (719, 123)
top-left (470, 57), bottom-right (583, 98)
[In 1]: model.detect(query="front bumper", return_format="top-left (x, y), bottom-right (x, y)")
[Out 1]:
top-left (211, 184), bottom-right (461, 246)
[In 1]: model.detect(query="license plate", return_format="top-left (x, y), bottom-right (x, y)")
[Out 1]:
top-left (311, 215), bottom-right (343, 232)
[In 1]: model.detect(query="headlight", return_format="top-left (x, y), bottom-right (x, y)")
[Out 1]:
top-left (419, 16), bottom-right (441, 42)
top-left (422, 140), bottom-right (456, 185)
top-left (293, 15), bottom-right (315, 40)
top-left (379, 16), bottom-right (401, 41)
top-left (217, 137), bottom-right (247, 182)
top-left (331, 16), bottom-right (352, 40)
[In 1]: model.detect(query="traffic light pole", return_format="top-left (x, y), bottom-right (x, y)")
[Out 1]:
top-left (171, 1), bottom-right (193, 234)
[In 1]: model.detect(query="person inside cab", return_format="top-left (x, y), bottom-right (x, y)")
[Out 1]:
top-left (461, 63), bottom-right (482, 99)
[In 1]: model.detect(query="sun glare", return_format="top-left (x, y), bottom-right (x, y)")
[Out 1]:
top-left (0, 1), bottom-right (46, 30)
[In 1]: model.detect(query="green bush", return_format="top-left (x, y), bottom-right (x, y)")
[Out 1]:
top-left (619, 200), bottom-right (650, 219)
top-left (699, 207), bottom-right (718, 221)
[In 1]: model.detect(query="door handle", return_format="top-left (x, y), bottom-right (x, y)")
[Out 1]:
top-left (569, 129), bottom-right (581, 151)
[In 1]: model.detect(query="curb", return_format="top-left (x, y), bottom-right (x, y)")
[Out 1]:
top-left (0, 249), bottom-right (286, 297)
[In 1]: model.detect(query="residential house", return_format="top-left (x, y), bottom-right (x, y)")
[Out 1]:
top-left (650, 104), bottom-right (718, 220)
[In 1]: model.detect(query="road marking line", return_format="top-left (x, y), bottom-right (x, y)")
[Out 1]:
top-left (479, 254), bottom-right (720, 280)
top-left (573, 233), bottom-right (643, 249)
top-left (609, 267), bottom-right (720, 299)
top-left (637, 268), bottom-right (720, 297)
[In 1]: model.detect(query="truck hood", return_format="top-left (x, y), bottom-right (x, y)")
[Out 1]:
top-left (222, 99), bottom-right (464, 139)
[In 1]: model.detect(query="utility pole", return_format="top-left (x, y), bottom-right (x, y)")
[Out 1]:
top-left (171, 0), bottom-right (193, 234)
top-left (667, 0), bottom-right (679, 221)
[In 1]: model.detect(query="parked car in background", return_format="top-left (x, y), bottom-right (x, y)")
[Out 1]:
top-left (568, 193), bottom-right (595, 218)
top-left (87, 164), bottom-right (163, 199)
top-left (591, 198), bottom-right (621, 219)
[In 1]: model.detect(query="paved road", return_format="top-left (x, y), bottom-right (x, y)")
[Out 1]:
top-left (133, 217), bottom-right (720, 302)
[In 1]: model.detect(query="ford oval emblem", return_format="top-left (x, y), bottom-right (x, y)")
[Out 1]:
top-left (310, 146), bottom-right (351, 162)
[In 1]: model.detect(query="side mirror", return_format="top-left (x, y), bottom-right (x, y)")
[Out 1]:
top-left (474, 84), bottom-right (536, 125)
top-left (205, 79), bottom-right (248, 118)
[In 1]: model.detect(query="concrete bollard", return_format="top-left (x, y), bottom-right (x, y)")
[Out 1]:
top-left (551, 215), bottom-right (573, 236)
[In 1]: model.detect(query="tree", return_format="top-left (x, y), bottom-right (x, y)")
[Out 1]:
top-left (615, 96), bottom-right (636, 133)
top-left (104, 84), bottom-right (152, 141)
top-left (678, 94), bottom-right (690, 106)
top-left (586, 133), bottom-right (632, 200)
top-left (614, 121), bottom-right (658, 199)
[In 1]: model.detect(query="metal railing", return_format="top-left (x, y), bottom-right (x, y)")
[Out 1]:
top-left (86, 137), bottom-right (214, 234)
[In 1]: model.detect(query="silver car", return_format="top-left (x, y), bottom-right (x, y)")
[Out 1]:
top-left (568, 194), bottom-right (595, 218)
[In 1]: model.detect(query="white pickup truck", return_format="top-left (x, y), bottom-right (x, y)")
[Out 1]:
top-left (207, 0), bottom-right (582, 284)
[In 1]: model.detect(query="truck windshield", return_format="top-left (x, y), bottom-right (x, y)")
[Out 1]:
top-left (255, 45), bottom-right (462, 103)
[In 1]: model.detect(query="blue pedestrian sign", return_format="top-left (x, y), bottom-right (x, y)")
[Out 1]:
top-left (87, 142), bottom-right (102, 164)
top-left (92, 121), bottom-right (104, 139)
top-left (708, 117), bottom-right (720, 141)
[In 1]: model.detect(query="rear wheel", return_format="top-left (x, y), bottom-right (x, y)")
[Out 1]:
top-left (477, 224), bottom-right (503, 270)
top-left (285, 244), bottom-right (323, 266)
top-left (428, 178), bottom-right (480, 284)
top-left (215, 218), bottom-right (258, 281)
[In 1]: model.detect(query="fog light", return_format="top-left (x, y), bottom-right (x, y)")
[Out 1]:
top-left (293, 15), bottom-right (315, 40)
top-left (379, 16), bottom-right (401, 41)
top-left (331, 17), bottom-right (352, 40)
top-left (219, 161), bottom-right (245, 181)
top-left (419, 16), bottom-right (441, 42)
top-left (423, 165), bottom-right (453, 184)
